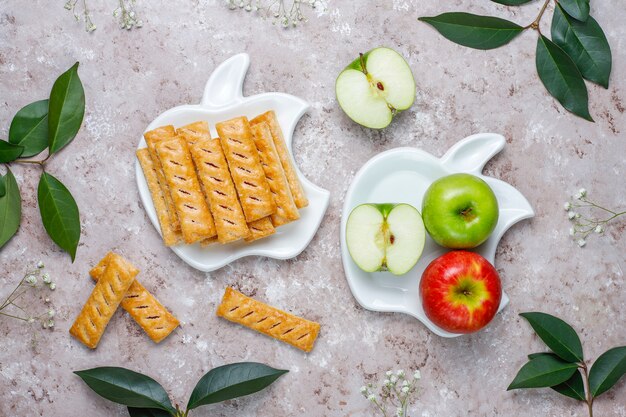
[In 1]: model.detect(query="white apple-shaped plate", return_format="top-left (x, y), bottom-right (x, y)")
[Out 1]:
top-left (340, 134), bottom-right (535, 337)
top-left (136, 54), bottom-right (330, 271)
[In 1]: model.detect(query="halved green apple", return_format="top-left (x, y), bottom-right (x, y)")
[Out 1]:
top-left (335, 47), bottom-right (416, 129)
top-left (346, 203), bottom-right (426, 275)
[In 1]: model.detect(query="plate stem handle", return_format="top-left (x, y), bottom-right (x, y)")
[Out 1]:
top-left (440, 133), bottom-right (506, 174)
top-left (201, 53), bottom-right (250, 108)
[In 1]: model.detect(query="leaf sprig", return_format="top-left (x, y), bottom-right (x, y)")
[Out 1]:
top-left (0, 63), bottom-right (85, 261)
top-left (74, 362), bottom-right (288, 417)
top-left (419, 0), bottom-right (612, 121)
top-left (508, 312), bottom-right (626, 417)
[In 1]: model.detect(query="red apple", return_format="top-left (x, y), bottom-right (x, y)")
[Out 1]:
top-left (420, 251), bottom-right (502, 334)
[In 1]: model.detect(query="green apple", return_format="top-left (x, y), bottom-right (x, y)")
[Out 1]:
top-left (346, 203), bottom-right (426, 275)
top-left (422, 173), bottom-right (499, 249)
top-left (335, 47), bottom-right (416, 129)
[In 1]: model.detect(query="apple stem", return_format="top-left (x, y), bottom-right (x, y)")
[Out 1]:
top-left (359, 53), bottom-right (368, 74)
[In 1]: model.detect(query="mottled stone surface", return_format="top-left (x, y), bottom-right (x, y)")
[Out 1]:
top-left (1, 1), bottom-right (625, 416)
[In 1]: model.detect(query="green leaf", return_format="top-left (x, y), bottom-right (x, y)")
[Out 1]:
top-left (535, 36), bottom-right (592, 121)
top-left (589, 346), bottom-right (626, 397)
top-left (508, 355), bottom-right (579, 390)
top-left (551, 370), bottom-right (586, 401)
top-left (528, 352), bottom-right (557, 360)
top-left (558, 0), bottom-right (590, 22)
top-left (491, 0), bottom-right (535, 5)
top-left (128, 407), bottom-right (174, 417)
top-left (48, 62), bottom-right (85, 155)
top-left (418, 13), bottom-right (524, 50)
top-left (551, 5), bottom-right (612, 88)
top-left (187, 362), bottom-right (288, 410)
top-left (0, 169), bottom-right (21, 248)
top-left (0, 175), bottom-right (5, 198)
top-left (37, 172), bottom-right (80, 261)
top-left (8, 99), bottom-right (49, 157)
top-left (74, 367), bottom-right (176, 414)
top-left (520, 312), bottom-right (584, 362)
top-left (0, 141), bottom-right (24, 163)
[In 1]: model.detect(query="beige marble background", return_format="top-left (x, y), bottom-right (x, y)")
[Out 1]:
top-left (1, 1), bottom-right (625, 416)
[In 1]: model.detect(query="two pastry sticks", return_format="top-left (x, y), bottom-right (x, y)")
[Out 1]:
top-left (137, 111), bottom-right (309, 247)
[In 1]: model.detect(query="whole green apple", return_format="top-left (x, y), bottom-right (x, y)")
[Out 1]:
top-left (422, 173), bottom-right (498, 248)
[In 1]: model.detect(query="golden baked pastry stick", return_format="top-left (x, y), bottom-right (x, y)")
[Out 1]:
top-left (69, 253), bottom-right (138, 349)
top-left (144, 126), bottom-right (181, 232)
top-left (251, 122), bottom-right (300, 227)
top-left (250, 111), bottom-right (308, 208)
top-left (245, 216), bottom-right (275, 242)
top-left (216, 116), bottom-right (276, 222)
top-left (190, 137), bottom-right (251, 243)
top-left (156, 137), bottom-right (217, 244)
top-left (137, 148), bottom-right (181, 246)
top-left (216, 287), bottom-right (320, 352)
top-left (90, 253), bottom-right (179, 344)
top-left (177, 121), bottom-right (210, 147)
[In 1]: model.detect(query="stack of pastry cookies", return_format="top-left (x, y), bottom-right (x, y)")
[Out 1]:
top-left (137, 111), bottom-right (308, 247)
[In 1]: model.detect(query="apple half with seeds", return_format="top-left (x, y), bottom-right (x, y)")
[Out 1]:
top-left (346, 203), bottom-right (426, 275)
top-left (335, 47), bottom-right (416, 129)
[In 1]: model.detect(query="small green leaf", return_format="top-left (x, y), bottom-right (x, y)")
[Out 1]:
top-left (551, 5), bottom-right (612, 88)
top-left (491, 0), bottom-right (535, 5)
top-left (48, 62), bottom-right (85, 155)
top-left (128, 407), bottom-right (174, 417)
top-left (37, 172), bottom-right (80, 261)
top-left (0, 169), bottom-right (21, 248)
top-left (0, 141), bottom-right (24, 163)
top-left (535, 36), bottom-right (592, 121)
top-left (528, 352), bottom-right (557, 360)
top-left (418, 13), bottom-right (524, 50)
top-left (74, 367), bottom-right (176, 413)
top-left (508, 355), bottom-right (579, 390)
top-left (187, 362), bottom-right (288, 410)
top-left (552, 370), bottom-right (586, 401)
top-left (520, 312), bottom-right (584, 363)
top-left (8, 99), bottom-right (49, 157)
top-left (589, 346), bottom-right (626, 398)
top-left (558, 0), bottom-right (590, 22)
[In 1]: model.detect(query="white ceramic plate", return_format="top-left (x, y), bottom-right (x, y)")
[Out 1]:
top-left (136, 54), bottom-right (330, 271)
top-left (340, 134), bottom-right (534, 337)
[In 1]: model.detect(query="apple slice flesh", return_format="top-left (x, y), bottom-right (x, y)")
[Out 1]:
top-left (346, 204), bottom-right (386, 272)
top-left (365, 48), bottom-right (416, 111)
top-left (385, 204), bottom-right (426, 275)
top-left (335, 70), bottom-right (392, 129)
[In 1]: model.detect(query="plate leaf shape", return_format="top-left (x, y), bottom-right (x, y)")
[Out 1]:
top-left (508, 355), bottom-right (579, 390)
top-left (48, 62), bottom-right (85, 155)
top-left (419, 13), bottom-right (524, 50)
top-left (588, 346), bottom-right (626, 397)
top-left (536, 35), bottom-right (592, 121)
top-left (520, 312), bottom-right (584, 363)
top-left (187, 362), bottom-right (288, 410)
top-left (38, 172), bottom-right (80, 261)
top-left (74, 367), bottom-right (176, 414)
top-left (0, 170), bottom-right (21, 248)
top-left (8, 99), bottom-right (49, 157)
top-left (491, 0), bottom-right (535, 4)
top-left (0, 141), bottom-right (24, 163)
top-left (558, 0), bottom-right (590, 22)
top-left (128, 407), bottom-right (174, 417)
top-left (551, 4), bottom-right (612, 88)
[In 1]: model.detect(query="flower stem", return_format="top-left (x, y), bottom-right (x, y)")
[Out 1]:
top-left (580, 363), bottom-right (594, 417)
top-left (525, 0), bottom-right (552, 32)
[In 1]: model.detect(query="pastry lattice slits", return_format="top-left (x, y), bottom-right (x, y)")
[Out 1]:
top-left (156, 137), bottom-right (217, 244)
top-left (177, 121), bottom-right (210, 147)
top-left (70, 253), bottom-right (138, 349)
top-left (90, 252), bottom-right (179, 344)
top-left (216, 116), bottom-right (276, 223)
top-left (190, 137), bottom-right (251, 243)
top-left (143, 126), bottom-right (182, 233)
top-left (216, 287), bottom-right (320, 352)
top-left (251, 111), bottom-right (308, 209)
top-left (245, 216), bottom-right (275, 242)
top-left (251, 122), bottom-right (300, 227)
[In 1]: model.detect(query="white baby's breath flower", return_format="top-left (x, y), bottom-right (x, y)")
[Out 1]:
top-left (563, 202), bottom-right (571, 211)
top-left (42, 321), bottom-right (49, 329)
top-left (577, 239), bottom-right (586, 248)
top-left (47, 309), bottom-right (55, 318)
top-left (360, 386), bottom-right (367, 394)
top-left (595, 225), bottom-right (604, 234)
top-left (44, 297), bottom-right (51, 304)
top-left (396, 407), bottom-right (404, 416)
top-left (569, 227), bottom-right (575, 236)
top-left (383, 379), bottom-right (390, 386)
top-left (413, 370), bottom-right (421, 380)
top-left (49, 282), bottom-right (56, 290)
top-left (386, 370), bottom-right (393, 377)
top-left (390, 375), bottom-right (398, 383)
top-left (47, 320), bottom-right (54, 328)
top-left (567, 211), bottom-right (577, 220)
top-left (401, 386), bottom-right (409, 394)
top-left (367, 394), bottom-right (377, 403)
top-left (396, 370), bottom-right (405, 377)
top-left (574, 188), bottom-right (587, 200)
top-left (27, 317), bottom-right (35, 324)
top-left (37, 261), bottom-right (44, 269)
top-left (25, 275), bottom-right (37, 285)
top-left (42, 273), bottom-right (51, 284)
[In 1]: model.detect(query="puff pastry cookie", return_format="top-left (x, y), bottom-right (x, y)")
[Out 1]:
top-left (156, 137), bottom-right (217, 244)
top-left (69, 253), bottom-right (138, 349)
top-left (251, 111), bottom-right (308, 209)
top-left (216, 287), bottom-right (320, 352)
top-left (217, 116), bottom-right (276, 222)
top-left (245, 216), bottom-right (275, 242)
top-left (177, 121), bottom-right (210, 147)
top-left (90, 253), bottom-right (179, 344)
top-left (190, 137), bottom-right (251, 243)
top-left (251, 122), bottom-right (300, 227)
